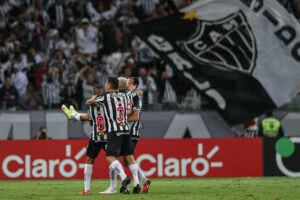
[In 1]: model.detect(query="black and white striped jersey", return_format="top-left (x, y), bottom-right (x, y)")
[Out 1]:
top-left (116, 0), bottom-right (131, 15)
top-left (95, 92), bottom-right (130, 133)
top-left (137, 0), bottom-right (159, 14)
top-left (127, 91), bottom-right (143, 140)
top-left (242, 128), bottom-right (258, 138)
top-left (88, 103), bottom-right (107, 142)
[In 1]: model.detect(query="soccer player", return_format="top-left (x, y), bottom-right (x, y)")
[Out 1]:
top-left (127, 77), bottom-right (151, 192)
top-left (86, 77), bottom-right (141, 194)
top-left (61, 87), bottom-right (108, 195)
top-left (115, 77), bottom-right (151, 192)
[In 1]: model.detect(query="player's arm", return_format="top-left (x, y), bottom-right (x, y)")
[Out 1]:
top-left (127, 109), bottom-right (133, 116)
top-left (86, 96), bottom-right (96, 105)
top-left (128, 110), bottom-right (140, 122)
top-left (128, 96), bottom-right (141, 122)
top-left (86, 94), bottom-right (105, 105)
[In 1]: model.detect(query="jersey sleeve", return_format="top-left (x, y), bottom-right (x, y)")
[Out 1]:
top-left (95, 95), bottom-right (105, 105)
top-left (132, 96), bottom-right (141, 111)
top-left (87, 106), bottom-right (92, 121)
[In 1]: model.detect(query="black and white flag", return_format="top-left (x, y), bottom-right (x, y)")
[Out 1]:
top-left (129, 0), bottom-right (300, 125)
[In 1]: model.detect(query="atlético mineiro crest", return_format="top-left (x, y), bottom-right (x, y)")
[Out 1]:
top-left (178, 10), bottom-right (257, 74)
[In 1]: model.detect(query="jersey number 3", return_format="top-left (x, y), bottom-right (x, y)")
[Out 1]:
top-left (117, 106), bottom-right (125, 122)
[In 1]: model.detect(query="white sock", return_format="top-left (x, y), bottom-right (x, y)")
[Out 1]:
top-left (109, 166), bottom-right (117, 190)
top-left (138, 167), bottom-right (146, 184)
top-left (110, 160), bottom-right (126, 181)
top-left (129, 164), bottom-right (139, 187)
top-left (70, 113), bottom-right (81, 121)
top-left (84, 164), bottom-right (93, 192)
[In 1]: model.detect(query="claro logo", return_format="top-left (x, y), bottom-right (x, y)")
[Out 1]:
top-left (276, 137), bottom-right (300, 177)
top-left (2, 145), bottom-right (86, 178)
top-left (136, 143), bottom-right (223, 177)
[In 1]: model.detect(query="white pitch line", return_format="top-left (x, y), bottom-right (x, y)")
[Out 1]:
top-left (198, 144), bottom-right (203, 156)
top-left (75, 147), bottom-right (87, 160)
top-left (66, 144), bottom-right (71, 157)
top-left (210, 162), bottom-right (223, 167)
top-left (207, 146), bottom-right (219, 159)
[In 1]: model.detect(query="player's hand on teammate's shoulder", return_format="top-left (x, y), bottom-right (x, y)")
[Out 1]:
top-left (86, 96), bottom-right (96, 105)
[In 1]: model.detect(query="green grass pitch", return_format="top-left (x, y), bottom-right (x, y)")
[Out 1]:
top-left (1, 178), bottom-right (300, 200)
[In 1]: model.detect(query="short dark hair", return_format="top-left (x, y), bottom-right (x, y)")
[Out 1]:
top-left (266, 110), bottom-right (273, 117)
top-left (130, 77), bottom-right (139, 88)
top-left (107, 77), bottom-right (119, 90)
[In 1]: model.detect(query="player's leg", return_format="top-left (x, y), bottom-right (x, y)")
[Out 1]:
top-left (61, 105), bottom-right (72, 120)
top-left (81, 156), bottom-right (94, 195)
top-left (61, 105), bottom-right (88, 121)
top-left (122, 135), bottom-right (141, 193)
top-left (132, 140), bottom-right (151, 193)
top-left (69, 105), bottom-right (89, 121)
top-left (99, 143), bottom-right (118, 195)
top-left (106, 133), bottom-right (130, 194)
top-left (80, 140), bottom-right (101, 194)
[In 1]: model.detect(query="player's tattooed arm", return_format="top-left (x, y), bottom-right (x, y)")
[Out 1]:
top-left (128, 110), bottom-right (140, 122)
top-left (86, 96), bottom-right (96, 105)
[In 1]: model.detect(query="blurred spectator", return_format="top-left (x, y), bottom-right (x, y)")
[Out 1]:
top-left (62, 56), bottom-right (80, 107)
top-left (42, 66), bottom-right (60, 109)
top-left (34, 61), bottom-right (47, 90)
top-left (56, 31), bottom-right (75, 58)
top-left (258, 111), bottom-right (284, 138)
top-left (138, 67), bottom-right (157, 110)
top-left (12, 67), bottom-right (28, 107)
top-left (26, 83), bottom-right (42, 110)
top-left (86, 0), bottom-right (117, 21)
top-left (179, 89), bottom-right (201, 111)
top-left (96, 60), bottom-right (109, 88)
top-left (0, 0), bottom-right (206, 112)
top-left (47, 29), bottom-right (60, 55)
top-left (242, 118), bottom-right (259, 138)
top-left (28, 48), bottom-right (43, 66)
top-left (12, 52), bottom-right (28, 71)
top-left (75, 18), bottom-right (98, 56)
top-left (33, 127), bottom-right (49, 140)
top-left (0, 77), bottom-right (18, 111)
top-left (158, 71), bottom-right (177, 110)
top-left (48, 0), bottom-right (66, 31)
top-left (137, 0), bottom-right (159, 17)
top-left (80, 66), bottom-right (96, 110)
top-left (0, 0), bottom-right (10, 30)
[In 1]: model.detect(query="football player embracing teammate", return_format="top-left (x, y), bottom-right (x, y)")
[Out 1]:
top-left (117, 77), bottom-right (151, 193)
top-left (62, 87), bottom-right (107, 195)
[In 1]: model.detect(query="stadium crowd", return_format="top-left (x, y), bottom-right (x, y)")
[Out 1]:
top-left (0, 0), bottom-right (299, 111)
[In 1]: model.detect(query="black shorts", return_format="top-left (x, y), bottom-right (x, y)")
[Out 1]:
top-left (86, 140), bottom-right (106, 159)
top-left (132, 139), bottom-right (138, 153)
top-left (106, 132), bottom-right (134, 157)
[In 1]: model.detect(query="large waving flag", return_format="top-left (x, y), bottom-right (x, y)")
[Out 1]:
top-left (129, 0), bottom-right (300, 125)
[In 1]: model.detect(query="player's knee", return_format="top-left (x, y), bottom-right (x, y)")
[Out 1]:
top-left (86, 157), bottom-right (94, 164)
top-left (125, 155), bottom-right (136, 165)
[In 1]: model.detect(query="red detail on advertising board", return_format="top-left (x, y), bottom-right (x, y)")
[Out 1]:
top-left (0, 138), bottom-right (262, 180)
